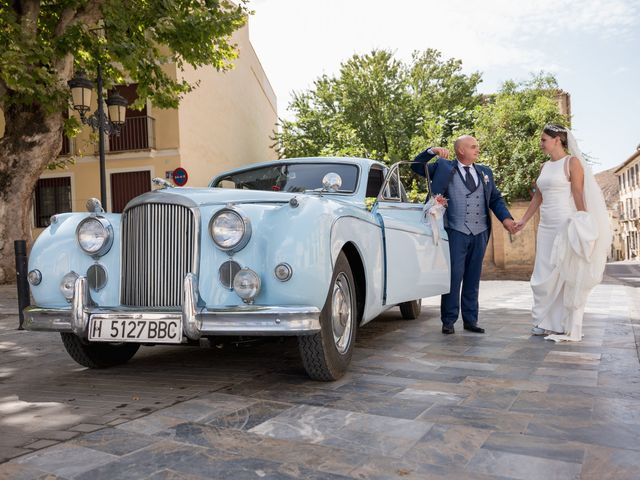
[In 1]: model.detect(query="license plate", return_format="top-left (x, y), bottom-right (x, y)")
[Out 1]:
top-left (89, 318), bottom-right (182, 343)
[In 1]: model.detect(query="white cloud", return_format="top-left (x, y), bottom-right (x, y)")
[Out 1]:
top-left (248, 0), bottom-right (638, 107)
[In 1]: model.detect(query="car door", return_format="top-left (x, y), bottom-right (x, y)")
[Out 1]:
top-left (372, 162), bottom-right (450, 306)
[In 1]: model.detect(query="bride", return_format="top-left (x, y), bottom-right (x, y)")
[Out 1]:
top-left (515, 124), bottom-right (611, 342)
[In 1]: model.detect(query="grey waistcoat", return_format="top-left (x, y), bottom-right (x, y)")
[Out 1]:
top-left (446, 169), bottom-right (489, 235)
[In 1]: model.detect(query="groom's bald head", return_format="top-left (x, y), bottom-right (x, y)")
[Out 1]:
top-left (454, 135), bottom-right (480, 164)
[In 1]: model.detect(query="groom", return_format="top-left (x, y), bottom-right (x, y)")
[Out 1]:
top-left (413, 136), bottom-right (516, 334)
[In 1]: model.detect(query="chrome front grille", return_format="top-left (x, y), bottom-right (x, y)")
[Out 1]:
top-left (121, 203), bottom-right (197, 307)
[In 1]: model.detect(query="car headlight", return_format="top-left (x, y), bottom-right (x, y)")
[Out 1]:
top-left (76, 217), bottom-right (113, 257)
top-left (209, 208), bottom-right (251, 253)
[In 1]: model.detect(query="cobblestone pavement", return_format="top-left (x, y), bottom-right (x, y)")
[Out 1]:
top-left (0, 278), bottom-right (639, 479)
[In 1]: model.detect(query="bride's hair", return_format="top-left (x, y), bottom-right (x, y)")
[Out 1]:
top-left (543, 124), bottom-right (568, 149)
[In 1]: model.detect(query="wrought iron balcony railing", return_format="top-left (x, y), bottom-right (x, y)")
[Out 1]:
top-left (108, 115), bottom-right (156, 152)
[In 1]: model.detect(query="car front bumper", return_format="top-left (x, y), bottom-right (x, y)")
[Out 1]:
top-left (23, 273), bottom-right (321, 341)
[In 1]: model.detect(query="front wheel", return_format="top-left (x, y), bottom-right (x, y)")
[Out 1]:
top-left (60, 333), bottom-right (140, 368)
top-left (399, 299), bottom-right (422, 320)
top-left (298, 252), bottom-right (357, 381)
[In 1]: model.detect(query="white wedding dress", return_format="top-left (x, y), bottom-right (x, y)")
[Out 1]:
top-left (530, 156), bottom-right (582, 338)
top-left (530, 130), bottom-right (611, 342)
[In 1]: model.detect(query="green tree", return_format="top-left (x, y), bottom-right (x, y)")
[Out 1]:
top-left (409, 49), bottom-right (482, 147)
top-left (0, 0), bottom-right (248, 283)
top-left (473, 73), bottom-right (569, 201)
top-left (275, 49), bottom-right (482, 163)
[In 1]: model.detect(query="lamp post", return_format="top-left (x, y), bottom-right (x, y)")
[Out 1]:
top-left (68, 68), bottom-right (128, 208)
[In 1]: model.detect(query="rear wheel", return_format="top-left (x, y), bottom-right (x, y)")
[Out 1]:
top-left (399, 299), bottom-right (422, 320)
top-left (60, 333), bottom-right (140, 368)
top-left (298, 252), bottom-right (357, 381)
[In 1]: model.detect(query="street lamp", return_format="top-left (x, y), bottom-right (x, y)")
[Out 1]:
top-left (68, 69), bottom-right (128, 208)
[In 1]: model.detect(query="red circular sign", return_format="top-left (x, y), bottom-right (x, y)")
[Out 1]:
top-left (173, 167), bottom-right (188, 186)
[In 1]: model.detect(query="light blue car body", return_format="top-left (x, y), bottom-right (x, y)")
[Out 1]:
top-left (26, 157), bottom-right (450, 337)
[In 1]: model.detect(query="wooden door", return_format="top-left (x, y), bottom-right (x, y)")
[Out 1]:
top-left (111, 170), bottom-right (151, 213)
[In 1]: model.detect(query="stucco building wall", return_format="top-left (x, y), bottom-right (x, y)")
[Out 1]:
top-left (178, 27), bottom-right (277, 186)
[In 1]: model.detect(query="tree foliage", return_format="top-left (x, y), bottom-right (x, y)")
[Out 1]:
top-left (0, 0), bottom-right (248, 114)
top-left (276, 51), bottom-right (568, 202)
top-left (274, 49), bottom-right (482, 162)
top-left (473, 74), bottom-right (569, 201)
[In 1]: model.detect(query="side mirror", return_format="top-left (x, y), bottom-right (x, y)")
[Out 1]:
top-left (322, 173), bottom-right (342, 193)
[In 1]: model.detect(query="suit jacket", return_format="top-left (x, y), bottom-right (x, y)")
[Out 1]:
top-left (412, 148), bottom-right (512, 230)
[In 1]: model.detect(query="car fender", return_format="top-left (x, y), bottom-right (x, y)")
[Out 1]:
top-left (29, 212), bottom-right (123, 307)
top-left (330, 215), bottom-right (386, 324)
top-left (197, 197), bottom-right (336, 309)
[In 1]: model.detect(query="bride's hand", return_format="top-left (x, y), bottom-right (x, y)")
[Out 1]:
top-left (514, 220), bottom-right (526, 233)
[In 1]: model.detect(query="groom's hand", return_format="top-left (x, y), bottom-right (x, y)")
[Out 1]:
top-left (431, 147), bottom-right (450, 159)
top-left (502, 218), bottom-right (518, 234)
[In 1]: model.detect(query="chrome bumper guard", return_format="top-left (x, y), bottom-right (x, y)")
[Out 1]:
top-left (23, 274), bottom-right (321, 341)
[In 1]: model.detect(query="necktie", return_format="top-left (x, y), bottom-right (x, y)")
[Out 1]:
top-left (464, 166), bottom-right (476, 191)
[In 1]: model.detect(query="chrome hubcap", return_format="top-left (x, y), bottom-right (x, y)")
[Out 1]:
top-left (331, 272), bottom-right (353, 354)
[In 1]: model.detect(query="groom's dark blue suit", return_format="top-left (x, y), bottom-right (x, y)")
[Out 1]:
top-left (412, 148), bottom-right (512, 329)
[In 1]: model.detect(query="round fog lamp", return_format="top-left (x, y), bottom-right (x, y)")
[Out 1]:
top-left (76, 217), bottom-right (113, 256)
top-left (274, 263), bottom-right (293, 282)
top-left (233, 268), bottom-right (261, 303)
top-left (60, 271), bottom-right (79, 301)
top-left (28, 269), bottom-right (42, 286)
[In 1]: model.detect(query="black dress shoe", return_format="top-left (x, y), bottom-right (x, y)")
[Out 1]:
top-left (463, 324), bottom-right (485, 333)
top-left (442, 326), bottom-right (455, 334)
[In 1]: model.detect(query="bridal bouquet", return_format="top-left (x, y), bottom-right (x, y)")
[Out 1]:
top-left (422, 194), bottom-right (448, 245)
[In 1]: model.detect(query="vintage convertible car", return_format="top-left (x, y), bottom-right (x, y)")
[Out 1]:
top-left (24, 157), bottom-right (450, 380)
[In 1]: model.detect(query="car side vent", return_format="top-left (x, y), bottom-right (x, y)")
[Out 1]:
top-left (219, 260), bottom-right (241, 290)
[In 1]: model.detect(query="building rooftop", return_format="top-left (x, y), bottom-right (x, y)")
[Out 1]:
top-left (595, 166), bottom-right (620, 208)
top-left (614, 147), bottom-right (640, 174)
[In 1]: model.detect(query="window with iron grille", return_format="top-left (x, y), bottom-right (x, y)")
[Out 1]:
top-left (34, 177), bottom-right (72, 227)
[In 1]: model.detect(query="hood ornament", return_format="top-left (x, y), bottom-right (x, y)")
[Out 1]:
top-left (152, 177), bottom-right (174, 189)
top-left (85, 198), bottom-right (105, 213)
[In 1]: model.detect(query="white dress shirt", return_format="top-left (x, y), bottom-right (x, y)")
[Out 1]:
top-left (426, 148), bottom-right (479, 186)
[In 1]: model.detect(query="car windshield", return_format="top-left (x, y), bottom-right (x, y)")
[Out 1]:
top-left (213, 163), bottom-right (359, 193)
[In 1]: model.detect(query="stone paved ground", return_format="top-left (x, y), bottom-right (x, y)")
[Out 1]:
top-left (0, 275), bottom-right (638, 480)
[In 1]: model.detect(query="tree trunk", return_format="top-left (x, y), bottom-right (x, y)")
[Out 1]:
top-left (0, 103), bottom-right (63, 284)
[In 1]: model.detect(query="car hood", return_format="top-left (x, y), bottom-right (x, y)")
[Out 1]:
top-left (125, 187), bottom-right (342, 210)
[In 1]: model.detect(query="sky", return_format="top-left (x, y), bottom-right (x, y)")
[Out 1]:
top-left (247, 0), bottom-right (640, 173)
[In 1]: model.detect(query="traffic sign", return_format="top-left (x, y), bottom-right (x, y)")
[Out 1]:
top-left (172, 167), bottom-right (188, 186)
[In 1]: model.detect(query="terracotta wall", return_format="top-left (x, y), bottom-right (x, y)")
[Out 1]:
top-left (482, 200), bottom-right (539, 280)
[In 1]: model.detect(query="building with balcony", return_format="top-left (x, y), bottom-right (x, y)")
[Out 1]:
top-left (615, 146), bottom-right (640, 260)
top-left (24, 23), bottom-right (277, 233)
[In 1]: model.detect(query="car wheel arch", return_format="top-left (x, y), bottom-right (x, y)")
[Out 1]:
top-left (339, 242), bottom-right (366, 326)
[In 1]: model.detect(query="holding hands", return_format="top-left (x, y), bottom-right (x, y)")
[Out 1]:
top-left (502, 218), bottom-right (519, 235)
top-left (503, 219), bottom-right (526, 235)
